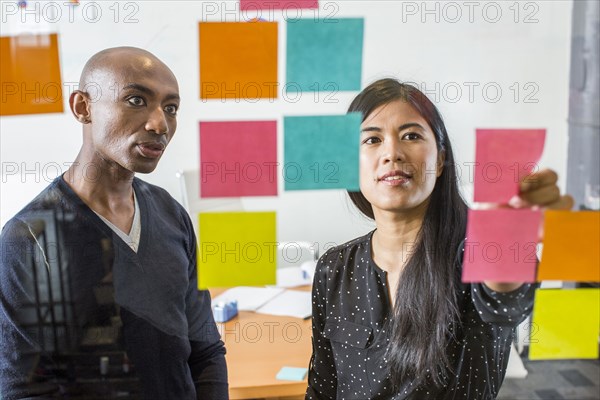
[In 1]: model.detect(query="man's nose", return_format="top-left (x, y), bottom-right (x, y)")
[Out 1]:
top-left (145, 107), bottom-right (168, 135)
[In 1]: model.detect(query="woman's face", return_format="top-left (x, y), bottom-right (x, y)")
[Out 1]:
top-left (359, 99), bottom-right (443, 217)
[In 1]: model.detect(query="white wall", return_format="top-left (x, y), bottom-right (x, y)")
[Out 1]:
top-left (0, 0), bottom-right (573, 255)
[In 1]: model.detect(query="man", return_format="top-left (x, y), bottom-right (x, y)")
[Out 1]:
top-left (0, 47), bottom-right (228, 399)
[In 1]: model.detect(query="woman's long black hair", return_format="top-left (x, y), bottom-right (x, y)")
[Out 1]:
top-left (347, 78), bottom-right (468, 387)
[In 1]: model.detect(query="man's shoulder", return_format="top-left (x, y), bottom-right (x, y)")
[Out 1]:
top-left (133, 177), bottom-right (179, 204)
top-left (0, 179), bottom-right (64, 250)
top-left (2, 179), bottom-right (63, 227)
top-left (133, 177), bottom-right (168, 195)
top-left (133, 177), bottom-right (187, 216)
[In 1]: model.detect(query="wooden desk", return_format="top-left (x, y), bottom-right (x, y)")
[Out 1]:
top-left (210, 287), bottom-right (312, 400)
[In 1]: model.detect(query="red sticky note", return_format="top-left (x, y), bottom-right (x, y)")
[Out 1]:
top-left (240, 0), bottom-right (318, 10)
top-left (474, 129), bottom-right (546, 203)
top-left (462, 209), bottom-right (542, 282)
top-left (199, 121), bottom-right (277, 198)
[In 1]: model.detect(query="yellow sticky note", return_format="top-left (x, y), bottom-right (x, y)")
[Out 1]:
top-left (529, 288), bottom-right (600, 360)
top-left (538, 211), bottom-right (600, 281)
top-left (198, 212), bottom-right (276, 289)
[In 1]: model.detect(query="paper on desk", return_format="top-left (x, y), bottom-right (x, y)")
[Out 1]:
top-left (275, 267), bottom-right (312, 288)
top-left (256, 290), bottom-right (312, 319)
top-left (212, 287), bottom-right (283, 311)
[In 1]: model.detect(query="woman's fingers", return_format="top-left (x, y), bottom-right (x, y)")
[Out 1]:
top-left (518, 184), bottom-right (561, 207)
top-left (515, 168), bottom-right (575, 210)
top-left (519, 168), bottom-right (558, 192)
top-left (545, 194), bottom-right (575, 210)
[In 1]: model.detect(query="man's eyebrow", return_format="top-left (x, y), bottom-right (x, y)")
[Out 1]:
top-left (122, 83), bottom-right (154, 95)
top-left (163, 93), bottom-right (180, 102)
top-left (360, 123), bottom-right (424, 133)
top-left (121, 83), bottom-right (180, 102)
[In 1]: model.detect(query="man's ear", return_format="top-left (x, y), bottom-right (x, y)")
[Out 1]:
top-left (69, 90), bottom-right (91, 124)
top-left (436, 150), bottom-right (445, 177)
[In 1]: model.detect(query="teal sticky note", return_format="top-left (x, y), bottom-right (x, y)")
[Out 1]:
top-left (286, 18), bottom-right (364, 92)
top-left (276, 366), bottom-right (308, 381)
top-left (284, 114), bottom-right (361, 191)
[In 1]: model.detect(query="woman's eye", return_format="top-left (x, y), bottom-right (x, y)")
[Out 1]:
top-left (128, 96), bottom-right (145, 106)
top-left (165, 105), bottom-right (178, 115)
top-left (362, 137), bottom-right (381, 144)
top-left (403, 132), bottom-right (420, 140)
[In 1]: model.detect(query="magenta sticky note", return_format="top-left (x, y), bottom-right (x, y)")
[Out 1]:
top-left (474, 129), bottom-right (546, 203)
top-left (199, 121), bottom-right (277, 198)
top-left (240, 0), bottom-right (318, 11)
top-left (462, 209), bottom-right (542, 283)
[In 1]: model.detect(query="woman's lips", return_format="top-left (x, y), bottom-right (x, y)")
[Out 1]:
top-left (377, 170), bottom-right (412, 186)
top-left (379, 175), bottom-right (410, 186)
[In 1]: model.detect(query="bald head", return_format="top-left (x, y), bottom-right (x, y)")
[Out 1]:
top-left (79, 47), bottom-right (177, 91)
top-left (69, 47), bottom-right (180, 174)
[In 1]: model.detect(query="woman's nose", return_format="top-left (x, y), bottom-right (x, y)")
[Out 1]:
top-left (382, 138), bottom-right (403, 163)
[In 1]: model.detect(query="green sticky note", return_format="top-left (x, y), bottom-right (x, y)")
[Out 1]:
top-left (276, 366), bottom-right (308, 381)
top-left (286, 18), bottom-right (364, 92)
top-left (284, 114), bottom-right (361, 191)
top-left (198, 212), bottom-right (276, 289)
top-left (529, 288), bottom-right (600, 360)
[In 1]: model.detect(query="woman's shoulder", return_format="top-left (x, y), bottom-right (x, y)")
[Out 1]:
top-left (315, 231), bottom-right (374, 273)
top-left (322, 231), bottom-right (372, 257)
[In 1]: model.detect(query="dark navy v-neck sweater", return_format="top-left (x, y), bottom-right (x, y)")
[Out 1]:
top-left (0, 176), bottom-right (228, 399)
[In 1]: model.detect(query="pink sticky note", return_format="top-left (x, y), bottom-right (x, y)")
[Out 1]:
top-left (240, 0), bottom-right (318, 10)
top-left (474, 129), bottom-right (546, 203)
top-left (462, 209), bottom-right (542, 283)
top-left (199, 121), bottom-right (277, 198)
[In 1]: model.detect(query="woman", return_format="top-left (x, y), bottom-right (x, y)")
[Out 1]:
top-left (305, 78), bottom-right (573, 399)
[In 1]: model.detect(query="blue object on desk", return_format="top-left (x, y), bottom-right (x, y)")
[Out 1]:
top-left (276, 366), bottom-right (308, 381)
top-left (213, 300), bottom-right (238, 322)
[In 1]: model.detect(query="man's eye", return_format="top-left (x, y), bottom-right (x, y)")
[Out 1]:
top-left (165, 105), bottom-right (178, 115)
top-left (128, 96), bottom-right (145, 106)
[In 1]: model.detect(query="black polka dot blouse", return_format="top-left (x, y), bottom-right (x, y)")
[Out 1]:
top-left (306, 230), bottom-right (536, 400)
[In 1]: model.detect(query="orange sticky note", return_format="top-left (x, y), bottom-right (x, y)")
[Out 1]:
top-left (537, 211), bottom-right (600, 281)
top-left (199, 22), bottom-right (278, 100)
top-left (0, 34), bottom-right (64, 116)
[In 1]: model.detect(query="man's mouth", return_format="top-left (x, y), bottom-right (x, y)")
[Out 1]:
top-left (137, 142), bottom-right (166, 159)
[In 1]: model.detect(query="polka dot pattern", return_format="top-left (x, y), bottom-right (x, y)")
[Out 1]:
top-left (305, 231), bottom-right (536, 399)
